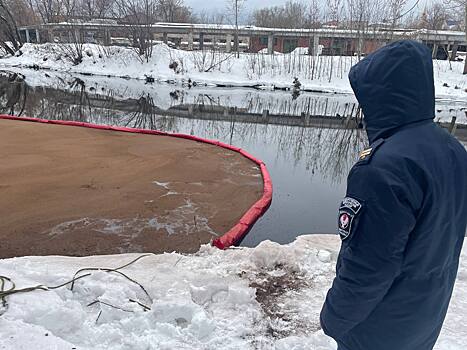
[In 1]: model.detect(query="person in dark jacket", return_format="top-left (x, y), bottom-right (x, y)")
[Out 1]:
top-left (320, 40), bottom-right (467, 350)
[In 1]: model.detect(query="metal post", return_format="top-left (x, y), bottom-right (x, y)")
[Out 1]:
top-left (163, 32), bottom-right (168, 44)
top-left (188, 31), bottom-right (193, 50)
top-left (267, 34), bottom-right (274, 55)
top-left (35, 29), bottom-right (40, 43)
top-left (450, 42), bottom-right (458, 61)
top-left (199, 33), bottom-right (204, 51)
top-left (74, 29), bottom-right (80, 44)
top-left (25, 29), bottom-right (30, 43)
top-left (104, 30), bottom-right (110, 45)
top-left (47, 30), bottom-right (53, 43)
top-left (313, 35), bottom-right (320, 55)
top-left (235, 0), bottom-right (239, 58)
top-left (226, 34), bottom-right (232, 53)
top-left (464, 3), bottom-right (467, 74)
top-left (449, 116), bottom-right (457, 135)
top-left (432, 43), bottom-right (438, 59)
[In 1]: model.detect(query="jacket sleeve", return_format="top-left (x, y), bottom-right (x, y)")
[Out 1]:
top-left (320, 163), bottom-right (418, 341)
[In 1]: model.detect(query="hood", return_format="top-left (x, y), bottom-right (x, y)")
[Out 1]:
top-left (349, 40), bottom-right (435, 144)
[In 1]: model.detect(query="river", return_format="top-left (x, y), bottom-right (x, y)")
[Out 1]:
top-left (1, 69), bottom-right (465, 246)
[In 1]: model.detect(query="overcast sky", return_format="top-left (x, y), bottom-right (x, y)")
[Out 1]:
top-left (185, 0), bottom-right (286, 11)
top-left (184, 0), bottom-right (429, 17)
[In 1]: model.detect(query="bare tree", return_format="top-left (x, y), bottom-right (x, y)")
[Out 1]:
top-left (307, 0), bottom-right (322, 29)
top-left (114, 0), bottom-right (156, 60)
top-left (283, 1), bottom-right (308, 27)
top-left (327, 0), bottom-right (343, 24)
top-left (226, 0), bottom-right (246, 57)
top-left (32, 0), bottom-right (75, 22)
top-left (57, 25), bottom-right (84, 64)
top-left (0, 0), bottom-right (27, 55)
top-left (111, 0), bottom-right (194, 59)
top-left (62, 0), bottom-right (80, 19)
top-left (386, 0), bottom-right (409, 29)
top-left (345, 0), bottom-right (386, 58)
top-left (155, 0), bottom-right (194, 22)
top-left (464, 1), bottom-right (467, 73)
top-left (252, 1), bottom-right (312, 29)
top-left (34, 0), bottom-right (63, 23)
top-left (420, 2), bottom-right (448, 30)
top-left (252, 7), bottom-right (281, 27)
top-left (444, 0), bottom-right (467, 73)
top-left (196, 9), bottom-right (225, 25)
top-left (80, 0), bottom-right (114, 19)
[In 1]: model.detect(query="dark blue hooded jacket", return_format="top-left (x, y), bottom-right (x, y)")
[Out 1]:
top-left (320, 40), bottom-right (467, 350)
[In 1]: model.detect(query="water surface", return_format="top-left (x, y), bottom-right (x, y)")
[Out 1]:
top-left (1, 70), bottom-right (465, 246)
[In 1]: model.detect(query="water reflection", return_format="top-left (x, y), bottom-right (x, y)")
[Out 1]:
top-left (0, 73), bottom-right (28, 116)
top-left (0, 71), bottom-right (366, 186)
top-left (0, 70), bottom-right (464, 245)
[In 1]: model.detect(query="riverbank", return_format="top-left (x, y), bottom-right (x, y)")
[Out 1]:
top-left (0, 234), bottom-right (465, 349)
top-left (0, 118), bottom-right (264, 257)
top-left (1, 66), bottom-right (465, 125)
top-left (1, 43), bottom-right (466, 100)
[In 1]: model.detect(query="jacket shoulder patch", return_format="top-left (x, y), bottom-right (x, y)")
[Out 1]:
top-left (338, 197), bottom-right (363, 241)
top-left (357, 138), bottom-right (385, 165)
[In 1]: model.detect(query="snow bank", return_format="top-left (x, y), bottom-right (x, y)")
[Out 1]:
top-left (2, 63), bottom-right (465, 125)
top-left (0, 235), bottom-right (465, 349)
top-left (1, 43), bottom-right (466, 100)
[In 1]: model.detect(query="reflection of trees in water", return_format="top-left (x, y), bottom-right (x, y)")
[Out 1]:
top-left (0, 74), bottom-right (28, 117)
top-left (129, 115), bottom-right (366, 184)
top-left (157, 86), bottom-right (357, 119)
top-left (0, 74), bottom-right (94, 122)
top-left (179, 90), bottom-right (358, 119)
top-left (0, 75), bottom-right (141, 125)
top-left (251, 123), bottom-right (366, 183)
top-left (163, 113), bottom-right (366, 183)
top-left (321, 128), bottom-right (367, 181)
top-left (120, 94), bottom-right (182, 131)
top-left (68, 78), bottom-right (92, 120)
top-left (0, 74), bottom-right (365, 183)
top-left (124, 94), bottom-right (158, 129)
top-left (245, 93), bottom-right (357, 117)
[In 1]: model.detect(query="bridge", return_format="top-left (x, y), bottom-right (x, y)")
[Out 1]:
top-left (19, 22), bottom-right (467, 57)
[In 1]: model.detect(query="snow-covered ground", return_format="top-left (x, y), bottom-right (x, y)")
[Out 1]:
top-left (1, 43), bottom-right (466, 101)
top-left (0, 235), bottom-right (465, 350)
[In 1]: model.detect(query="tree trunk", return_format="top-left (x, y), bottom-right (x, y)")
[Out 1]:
top-left (464, 3), bottom-right (467, 74)
top-left (235, 0), bottom-right (239, 58)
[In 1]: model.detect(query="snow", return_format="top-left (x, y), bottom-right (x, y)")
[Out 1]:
top-left (0, 42), bottom-right (465, 124)
top-left (1, 62), bottom-right (465, 125)
top-left (1, 43), bottom-right (466, 101)
top-left (0, 235), bottom-right (466, 349)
